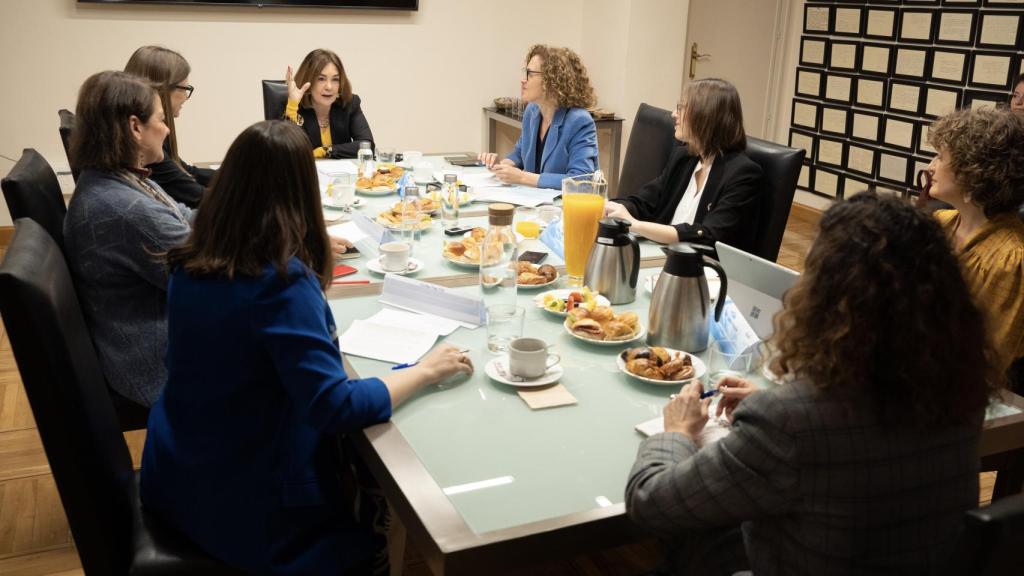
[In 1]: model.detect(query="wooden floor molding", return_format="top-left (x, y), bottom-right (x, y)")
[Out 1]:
top-left (0, 206), bottom-right (996, 576)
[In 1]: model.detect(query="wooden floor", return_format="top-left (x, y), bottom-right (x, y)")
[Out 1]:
top-left (0, 205), bottom-right (997, 576)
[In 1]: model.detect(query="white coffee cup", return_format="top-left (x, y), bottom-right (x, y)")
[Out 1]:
top-left (414, 161), bottom-right (433, 183)
top-left (403, 150), bottom-right (423, 167)
top-left (508, 337), bottom-right (560, 379)
top-left (379, 241), bottom-right (410, 272)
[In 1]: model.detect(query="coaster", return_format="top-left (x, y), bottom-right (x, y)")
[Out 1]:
top-left (517, 383), bottom-right (577, 410)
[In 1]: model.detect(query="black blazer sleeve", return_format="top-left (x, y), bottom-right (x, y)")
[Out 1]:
top-left (185, 163), bottom-right (215, 187)
top-left (146, 147), bottom-right (205, 208)
top-left (327, 94), bottom-right (375, 159)
top-left (675, 153), bottom-right (762, 249)
top-left (616, 144), bottom-right (694, 222)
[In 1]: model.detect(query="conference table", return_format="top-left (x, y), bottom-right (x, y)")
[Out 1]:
top-left (320, 158), bottom-right (1024, 575)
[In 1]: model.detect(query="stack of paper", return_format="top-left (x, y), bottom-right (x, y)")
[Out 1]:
top-left (339, 319), bottom-right (437, 365)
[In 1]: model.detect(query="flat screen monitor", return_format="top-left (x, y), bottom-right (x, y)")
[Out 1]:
top-left (79, 0), bottom-right (418, 10)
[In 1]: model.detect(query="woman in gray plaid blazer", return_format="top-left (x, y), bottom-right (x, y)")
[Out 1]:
top-left (626, 193), bottom-right (999, 576)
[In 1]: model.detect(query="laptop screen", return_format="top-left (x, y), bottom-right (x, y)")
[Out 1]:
top-left (715, 242), bottom-right (800, 339)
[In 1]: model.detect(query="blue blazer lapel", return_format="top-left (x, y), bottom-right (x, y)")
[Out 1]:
top-left (540, 107), bottom-right (567, 172)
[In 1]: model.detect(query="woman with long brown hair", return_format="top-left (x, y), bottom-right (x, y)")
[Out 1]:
top-left (124, 45), bottom-right (213, 207)
top-left (626, 193), bottom-right (996, 575)
top-left (605, 78), bottom-right (762, 249)
top-left (140, 120), bottom-right (471, 575)
top-left (63, 70), bottom-right (191, 408)
top-left (478, 44), bottom-right (599, 189)
top-left (284, 48), bottom-right (374, 158)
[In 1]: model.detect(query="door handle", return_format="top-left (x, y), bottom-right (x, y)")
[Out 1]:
top-left (689, 42), bottom-right (711, 79)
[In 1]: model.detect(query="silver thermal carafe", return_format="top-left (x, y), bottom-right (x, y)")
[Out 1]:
top-left (647, 243), bottom-right (728, 352)
top-left (583, 218), bottom-right (640, 304)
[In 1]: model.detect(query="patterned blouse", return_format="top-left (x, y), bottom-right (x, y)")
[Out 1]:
top-left (936, 209), bottom-right (1024, 374)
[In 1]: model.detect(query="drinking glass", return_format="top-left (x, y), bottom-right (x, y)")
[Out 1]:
top-left (703, 339), bottom-right (754, 392)
top-left (486, 304), bottom-right (525, 353)
top-left (326, 174), bottom-right (355, 210)
top-left (400, 184), bottom-right (421, 252)
top-left (514, 206), bottom-right (541, 239)
top-left (561, 173), bottom-right (608, 286)
top-left (377, 146), bottom-right (396, 165)
top-left (538, 206), bottom-right (561, 228)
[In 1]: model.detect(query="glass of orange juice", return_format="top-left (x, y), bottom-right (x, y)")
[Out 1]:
top-left (562, 173), bottom-right (608, 287)
top-left (514, 206), bottom-right (541, 239)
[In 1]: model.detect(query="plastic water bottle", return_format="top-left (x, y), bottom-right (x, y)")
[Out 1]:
top-left (441, 174), bottom-right (460, 231)
top-left (481, 203), bottom-right (519, 352)
top-left (357, 141), bottom-right (374, 178)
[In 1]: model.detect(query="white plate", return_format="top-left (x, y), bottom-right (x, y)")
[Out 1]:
top-left (517, 272), bottom-right (559, 290)
top-left (323, 197), bottom-right (363, 210)
top-left (645, 269), bottom-right (721, 301)
top-left (356, 186), bottom-right (397, 196)
top-left (366, 256), bottom-right (423, 276)
top-left (442, 253), bottom-right (480, 268)
top-left (534, 288), bottom-right (611, 317)
top-left (563, 318), bottom-right (647, 346)
top-left (485, 355), bottom-right (563, 388)
top-left (616, 347), bottom-right (707, 385)
top-left (376, 216), bottom-right (432, 231)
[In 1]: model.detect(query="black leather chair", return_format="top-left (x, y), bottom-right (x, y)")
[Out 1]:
top-left (1, 148), bottom-right (68, 252)
top-left (261, 79), bottom-right (289, 121)
top-left (616, 103), bottom-right (676, 199)
top-left (0, 219), bottom-right (244, 576)
top-left (58, 109), bottom-right (79, 181)
top-left (744, 136), bottom-right (805, 263)
top-left (946, 494), bottom-right (1024, 575)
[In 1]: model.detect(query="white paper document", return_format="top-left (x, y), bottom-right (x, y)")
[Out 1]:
top-left (380, 275), bottom-right (486, 328)
top-left (434, 171), bottom-right (502, 189)
top-left (316, 160), bottom-right (358, 175)
top-left (367, 308), bottom-right (461, 337)
top-left (339, 319), bottom-right (437, 365)
top-left (472, 186), bottom-right (560, 207)
top-left (327, 214), bottom-right (392, 256)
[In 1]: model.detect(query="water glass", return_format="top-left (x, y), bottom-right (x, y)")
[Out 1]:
top-left (704, 339), bottom-right (753, 392)
top-left (486, 304), bottom-right (525, 353)
top-left (400, 184), bottom-right (421, 251)
top-left (538, 206), bottom-right (561, 228)
top-left (327, 174), bottom-right (355, 209)
top-left (377, 146), bottom-right (396, 164)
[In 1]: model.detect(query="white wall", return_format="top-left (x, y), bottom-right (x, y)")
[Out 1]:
top-left (0, 0), bottom-right (592, 223)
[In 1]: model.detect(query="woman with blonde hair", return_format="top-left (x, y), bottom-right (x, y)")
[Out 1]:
top-left (605, 78), bottom-right (761, 248)
top-left (479, 44), bottom-right (599, 189)
top-left (284, 48), bottom-right (374, 158)
top-left (124, 45), bottom-right (213, 207)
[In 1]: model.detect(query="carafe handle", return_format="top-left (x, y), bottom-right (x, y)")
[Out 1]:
top-left (626, 233), bottom-right (640, 289)
top-left (703, 257), bottom-right (728, 321)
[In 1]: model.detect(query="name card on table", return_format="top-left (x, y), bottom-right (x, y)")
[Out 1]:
top-left (380, 275), bottom-right (485, 328)
top-left (709, 296), bottom-right (762, 364)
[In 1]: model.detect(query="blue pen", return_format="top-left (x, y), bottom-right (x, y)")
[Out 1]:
top-left (392, 349), bottom-right (470, 370)
top-left (670, 388), bottom-right (720, 400)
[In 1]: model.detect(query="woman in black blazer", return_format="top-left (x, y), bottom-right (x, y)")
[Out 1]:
top-left (284, 49), bottom-right (374, 159)
top-left (124, 46), bottom-right (213, 208)
top-left (607, 79), bottom-right (762, 250)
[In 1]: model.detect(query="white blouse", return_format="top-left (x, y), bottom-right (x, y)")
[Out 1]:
top-left (670, 157), bottom-right (713, 226)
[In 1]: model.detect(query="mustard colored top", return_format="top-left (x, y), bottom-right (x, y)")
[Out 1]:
top-left (285, 99), bottom-right (332, 159)
top-left (936, 209), bottom-right (1024, 373)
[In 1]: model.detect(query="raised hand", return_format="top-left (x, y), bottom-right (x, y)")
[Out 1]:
top-left (285, 65), bottom-right (311, 103)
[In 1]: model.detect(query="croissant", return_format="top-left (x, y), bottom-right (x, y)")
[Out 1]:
top-left (626, 358), bottom-right (662, 379)
top-left (604, 321), bottom-right (635, 340)
top-left (617, 311), bottom-right (639, 329)
top-left (517, 261), bottom-right (536, 274)
top-left (518, 272), bottom-right (546, 285)
top-left (660, 355), bottom-right (695, 380)
top-left (589, 306), bottom-right (614, 322)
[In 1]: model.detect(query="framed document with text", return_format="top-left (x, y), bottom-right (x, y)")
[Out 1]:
top-left (923, 85), bottom-right (962, 118)
top-left (970, 52), bottom-right (1013, 89)
top-left (976, 12), bottom-right (1022, 48)
top-left (865, 7), bottom-right (898, 39)
top-left (851, 110), bottom-right (884, 144)
top-left (804, 4), bottom-right (832, 34)
top-left (797, 164), bottom-right (813, 192)
top-left (882, 116), bottom-right (918, 151)
top-left (812, 167), bottom-right (842, 199)
top-left (796, 67), bottom-right (824, 98)
top-left (829, 41), bottom-right (860, 72)
top-left (845, 143), bottom-right (878, 178)
top-left (893, 46), bottom-right (931, 79)
top-left (860, 43), bottom-right (893, 76)
top-left (832, 6), bottom-right (864, 36)
top-left (843, 174), bottom-right (874, 198)
top-left (856, 77), bottom-right (888, 110)
top-left (917, 121), bottom-right (936, 156)
top-left (929, 48), bottom-right (970, 84)
top-left (877, 151), bottom-right (913, 187)
top-left (816, 136), bottom-right (846, 169)
top-left (789, 129), bottom-right (817, 164)
top-left (800, 37), bottom-right (829, 67)
top-left (936, 10), bottom-right (977, 45)
top-left (820, 104), bottom-right (851, 136)
top-left (824, 73), bottom-right (857, 104)
top-left (899, 9), bottom-right (937, 43)
top-left (888, 80), bottom-right (925, 115)
top-left (792, 99), bottom-right (820, 131)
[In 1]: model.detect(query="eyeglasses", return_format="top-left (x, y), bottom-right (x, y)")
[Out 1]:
top-left (174, 84), bottom-right (194, 99)
top-left (522, 68), bottom-right (543, 80)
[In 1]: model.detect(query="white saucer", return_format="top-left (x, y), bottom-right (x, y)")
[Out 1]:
top-left (323, 197), bottom-right (363, 210)
top-left (366, 256), bottom-right (422, 276)
top-left (485, 355), bottom-right (564, 388)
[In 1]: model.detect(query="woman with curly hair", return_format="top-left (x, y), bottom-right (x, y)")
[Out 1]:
top-left (605, 78), bottom-right (762, 248)
top-left (283, 48), bottom-right (374, 159)
top-left (478, 44), bottom-right (598, 189)
top-left (626, 193), bottom-right (996, 575)
top-left (928, 107), bottom-right (1024, 375)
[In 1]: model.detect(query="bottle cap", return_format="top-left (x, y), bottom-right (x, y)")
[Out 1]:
top-left (488, 203), bottom-right (514, 226)
top-left (444, 174), bottom-right (458, 184)
top-left (359, 141), bottom-right (372, 149)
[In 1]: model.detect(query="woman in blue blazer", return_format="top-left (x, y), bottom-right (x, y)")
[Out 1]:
top-left (480, 45), bottom-right (599, 189)
top-left (140, 120), bottom-right (473, 575)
